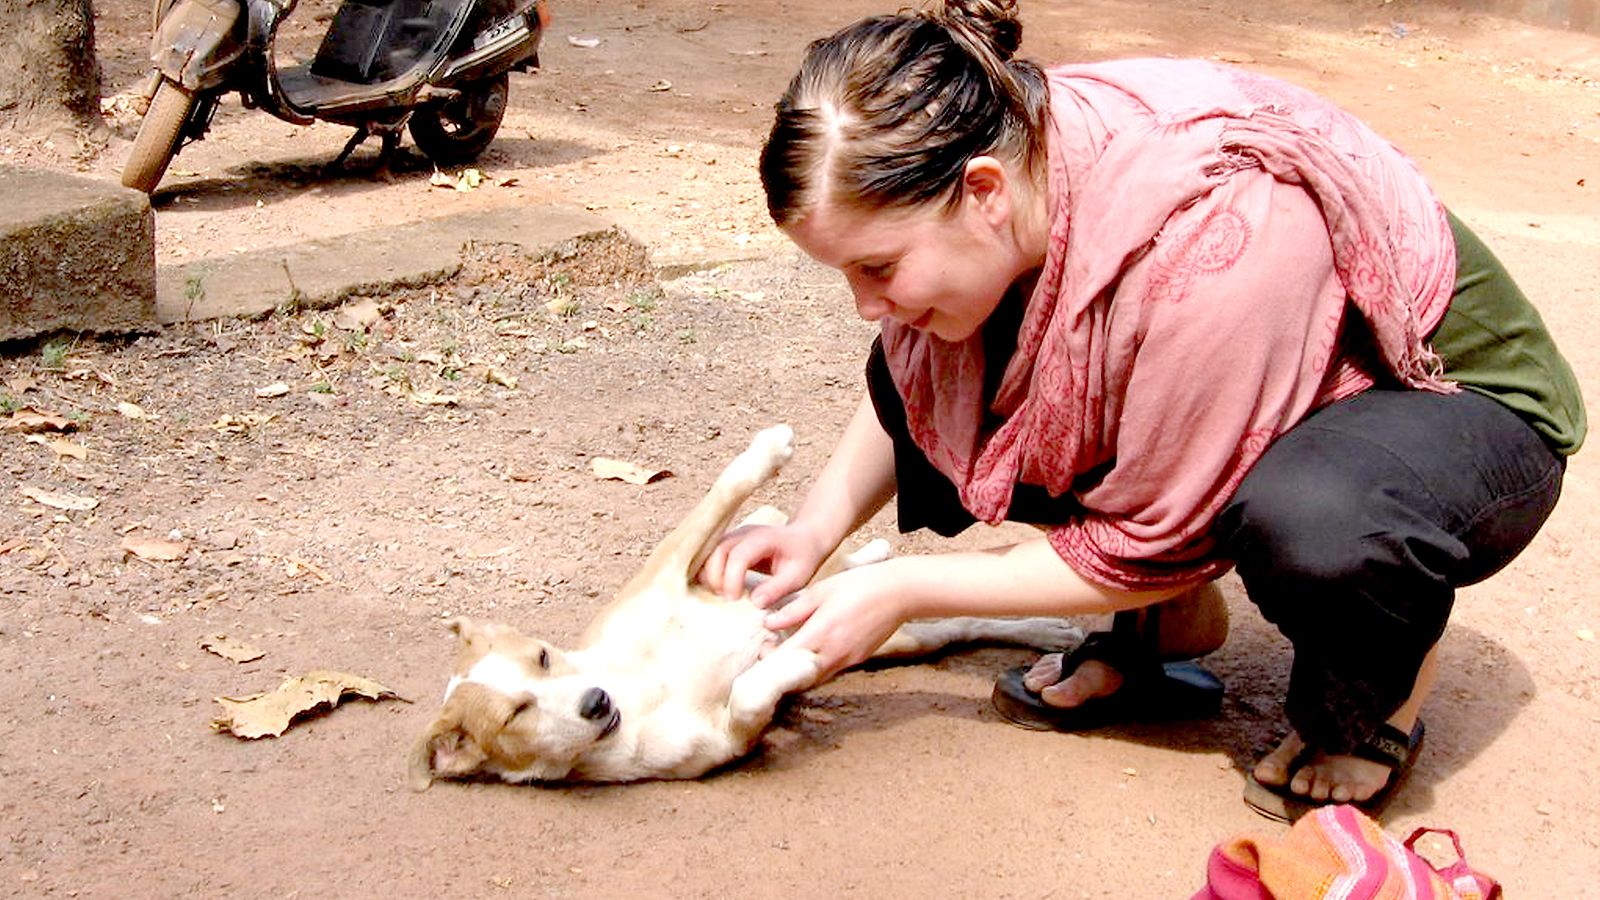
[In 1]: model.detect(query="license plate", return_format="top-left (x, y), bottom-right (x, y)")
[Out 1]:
top-left (474, 14), bottom-right (528, 50)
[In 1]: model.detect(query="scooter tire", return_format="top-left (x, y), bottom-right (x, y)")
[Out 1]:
top-left (409, 73), bottom-right (509, 166)
top-left (122, 80), bottom-right (196, 193)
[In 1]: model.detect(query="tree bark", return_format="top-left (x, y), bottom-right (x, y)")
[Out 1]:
top-left (0, 0), bottom-right (102, 135)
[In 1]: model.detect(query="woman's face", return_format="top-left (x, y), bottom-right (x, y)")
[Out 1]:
top-left (782, 164), bottom-right (1037, 342)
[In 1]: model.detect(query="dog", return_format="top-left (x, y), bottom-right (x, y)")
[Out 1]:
top-left (408, 425), bottom-right (1081, 786)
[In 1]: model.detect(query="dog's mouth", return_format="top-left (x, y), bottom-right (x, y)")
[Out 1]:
top-left (596, 708), bottom-right (621, 740)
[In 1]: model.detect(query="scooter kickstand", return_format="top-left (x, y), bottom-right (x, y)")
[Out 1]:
top-left (328, 126), bottom-right (375, 172)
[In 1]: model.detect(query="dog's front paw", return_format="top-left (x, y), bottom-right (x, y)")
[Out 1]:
top-left (729, 425), bottom-right (795, 486)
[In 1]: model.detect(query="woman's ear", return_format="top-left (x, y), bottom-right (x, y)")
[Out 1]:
top-left (961, 156), bottom-right (1013, 227)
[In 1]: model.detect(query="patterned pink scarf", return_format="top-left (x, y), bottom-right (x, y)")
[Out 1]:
top-left (881, 59), bottom-right (1457, 590)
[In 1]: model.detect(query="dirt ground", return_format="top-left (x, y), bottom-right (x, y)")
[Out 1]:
top-left (2, 0), bottom-right (1598, 897)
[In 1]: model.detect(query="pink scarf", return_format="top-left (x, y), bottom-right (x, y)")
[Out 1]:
top-left (882, 59), bottom-right (1457, 589)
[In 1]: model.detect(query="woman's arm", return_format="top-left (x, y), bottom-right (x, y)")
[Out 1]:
top-left (769, 537), bottom-right (1198, 678)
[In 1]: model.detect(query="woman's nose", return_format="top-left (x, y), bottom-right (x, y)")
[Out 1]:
top-left (852, 287), bottom-right (892, 322)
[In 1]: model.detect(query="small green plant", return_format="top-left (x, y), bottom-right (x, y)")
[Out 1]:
top-left (440, 367), bottom-right (461, 381)
top-left (547, 272), bottom-right (573, 289)
top-left (39, 337), bottom-right (73, 370)
top-left (0, 392), bottom-right (19, 414)
top-left (310, 381), bottom-right (334, 394)
top-left (676, 329), bottom-right (697, 345)
top-left (183, 270), bottom-right (208, 318)
top-left (344, 332), bottom-right (369, 352)
top-left (628, 290), bottom-right (658, 312)
top-left (631, 313), bottom-right (655, 332)
top-left (310, 319), bottom-right (327, 338)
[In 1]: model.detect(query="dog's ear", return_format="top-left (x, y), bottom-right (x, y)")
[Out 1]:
top-left (408, 721), bottom-right (487, 791)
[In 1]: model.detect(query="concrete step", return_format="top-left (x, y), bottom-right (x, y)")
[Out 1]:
top-left (0, 165), bottom-right (156, 342)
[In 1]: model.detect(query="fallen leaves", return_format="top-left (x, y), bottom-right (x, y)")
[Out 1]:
top-left (23, 435), bottom-right (88, 459)
top-left (201, 634), bottom-right (266, 664)
top-left (20, 485), bottom-right (99, 511)
top-left (121, 535), bottom-right (189, 562)
top-left (6, 407), bottom-right (76, 433)
top-left (591, 457), bottom-right (672, 485)
top-left (212, 671), bottom-right (404, 739)
top-left (210, 412), bottom-right (276, 433)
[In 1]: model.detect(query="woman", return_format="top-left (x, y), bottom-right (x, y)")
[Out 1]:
top-left (699, 0), bottom-right (1583, 821)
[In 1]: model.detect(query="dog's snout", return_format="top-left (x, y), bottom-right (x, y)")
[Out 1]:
top-left (579, 687), bottom-right (612, 721)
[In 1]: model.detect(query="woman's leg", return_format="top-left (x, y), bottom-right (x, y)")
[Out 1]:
top-left (1215, 387), bottom-right (1565, 802)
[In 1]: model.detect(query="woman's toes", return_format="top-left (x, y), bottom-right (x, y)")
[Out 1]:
top-left (1038, 659), bottom-right (1123, 708)
top-left (1252, 733), bottom-right (1304, 787)
top-left (1021, 653), bottom-right (1063, 692)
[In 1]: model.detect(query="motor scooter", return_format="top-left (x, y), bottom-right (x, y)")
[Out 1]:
top-left (122, 0), bottom-right (549, 192)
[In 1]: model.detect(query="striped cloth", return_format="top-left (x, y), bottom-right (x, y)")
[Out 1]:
top-left (1192, 805), bottom-right (1501, 899)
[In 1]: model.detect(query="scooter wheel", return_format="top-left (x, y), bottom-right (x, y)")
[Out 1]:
top-left (122, 79), bottom-right (196, 193)
top-left (409, 73), bottom-right (509, 166)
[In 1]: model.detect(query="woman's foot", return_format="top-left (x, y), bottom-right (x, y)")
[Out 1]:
top-left (1252, 725), bottom-right (1411, 804)
top-left (1022, 653), bottom-right (1123, 708)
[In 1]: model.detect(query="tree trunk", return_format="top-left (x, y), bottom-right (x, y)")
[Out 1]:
top-left (0, 0), bottom-right (102, 135)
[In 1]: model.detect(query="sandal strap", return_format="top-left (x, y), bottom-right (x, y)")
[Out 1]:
top-left (1052, 621), bottom-right (1164, 690)
top-left (1353, 721), bottom-right (1424, 769)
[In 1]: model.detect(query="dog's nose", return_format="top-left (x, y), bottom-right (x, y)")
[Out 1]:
top-left (579, 687), bottom-right (612, 721)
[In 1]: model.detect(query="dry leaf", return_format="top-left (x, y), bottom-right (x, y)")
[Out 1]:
top-left (567, 35), bottom-right (601, 48)
top-left (5, 375), bottom-right (38, 393)
top-left (494, 176), bottom-right (519, 188)
top-left (20, 485), bottom-right (99, 511)
top-left (116, 401), bottom-right (151, 420)
top-left (211, 670), bottom-right (404, 739)
top-left (334, 298), bottom-right (384, 331)
top-left (485, 366), bottom-right (518, 389)
top-left (7, 407), bottom-right (76, 432)
top-left (201, 634), bottom-right (266, 664)
top-left (254, 382), bottom-right (290, 399)
top-left (591, 457), bottom-right (672, 485)
top-left (648, 80), bottom-right (673, 92)
top-left (121, 535), bottom-right (189, 561)
top-left (211, 413), bottom-right (276, 433)
top-left (23, 435), bottom-right (88, 459)
top-left (409, 391), bottom-right (458, 407)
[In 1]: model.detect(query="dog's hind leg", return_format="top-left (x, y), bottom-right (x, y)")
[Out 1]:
top-left (616, 425), bottom-right (796, 597)
top-left (868, 617), bottom-right (1085, 660)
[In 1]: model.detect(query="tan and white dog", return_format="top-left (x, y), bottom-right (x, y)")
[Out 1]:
top-left (408, 425), bottom-right (1080, 786)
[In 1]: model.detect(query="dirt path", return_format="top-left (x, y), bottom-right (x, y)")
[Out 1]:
top-left (2, 0), bottom-right (1598, 896)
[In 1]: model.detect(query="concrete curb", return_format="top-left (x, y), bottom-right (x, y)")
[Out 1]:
top-left (156, 203), bottom-right (613, 323)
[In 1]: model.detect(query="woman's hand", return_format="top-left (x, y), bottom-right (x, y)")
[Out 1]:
top-left (698, 521), bottom-right (831, 608)
top-left (765, 562), bottom-right (911, 680)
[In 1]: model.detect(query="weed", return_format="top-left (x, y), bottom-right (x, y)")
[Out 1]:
top-left (631, 313), bottom-right (655, 331)
top-left (676, 329), bottom-right (697, 345)
top-left (628, 290), bottom-right (658, 312)
top-left (441, 367), bottom-right (461, 381)
top-left (310, 381), bottom-right (334, 394)
top-left (183, 270), bottom-right (208, 318)
top-left (39, 336), bottom-right (74, 370)
top-left (0, 393), bottom-right (18, 414)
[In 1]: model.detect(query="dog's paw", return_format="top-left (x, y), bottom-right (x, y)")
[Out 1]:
top-left (728, 425), bottom-right (795, 485)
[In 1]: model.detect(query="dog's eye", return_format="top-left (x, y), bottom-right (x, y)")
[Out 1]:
top-left (537, 648), bottom-right (550, 670)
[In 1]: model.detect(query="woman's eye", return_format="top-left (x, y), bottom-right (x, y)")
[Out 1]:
top-left (537, 648), bottom-right (550, 669)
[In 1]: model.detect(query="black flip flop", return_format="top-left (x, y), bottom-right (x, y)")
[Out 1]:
top-left (1242, 719), bottom-right (1426, 823)
top-left (990, 610), bottom-right (1224, 732)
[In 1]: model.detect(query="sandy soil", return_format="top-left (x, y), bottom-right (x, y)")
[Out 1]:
top-left (2, 0), bottom-right (1598, 896)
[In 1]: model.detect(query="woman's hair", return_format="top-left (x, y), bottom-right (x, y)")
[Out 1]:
top-left (759, 0), bottom-right (1048, 227)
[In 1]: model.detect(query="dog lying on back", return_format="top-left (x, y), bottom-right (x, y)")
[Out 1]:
top-left (409, 425), bottom-right (1079, 786)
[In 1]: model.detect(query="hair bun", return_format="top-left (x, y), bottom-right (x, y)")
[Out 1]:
top-left (927, 0), bottom-right (1023, 60)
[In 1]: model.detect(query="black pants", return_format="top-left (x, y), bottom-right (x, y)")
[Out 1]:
top-left (868, 346), bottom-right (1566, 753)
top-left (1213, 387), bottom-right (1564, 753)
